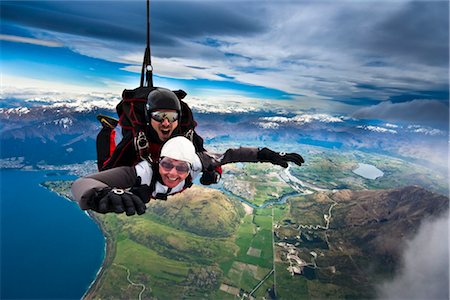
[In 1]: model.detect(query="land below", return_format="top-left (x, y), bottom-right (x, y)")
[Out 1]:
top-left (42, 147), bottom-right (449, 299)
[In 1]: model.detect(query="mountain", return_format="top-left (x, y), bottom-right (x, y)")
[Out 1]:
top-left (1, 104), bottom-right (448, 170)
top-left (276, 185), bottom-right (449, 298)
top-left (0, 107), bottom-right (107, 164)
top-left (331, 186), bottom-right (448, 258)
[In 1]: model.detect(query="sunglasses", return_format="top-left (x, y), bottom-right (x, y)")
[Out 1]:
top-left (150, 111), bottom-right (179, 123)
top-left (159, 159), bottom-right (190, 174)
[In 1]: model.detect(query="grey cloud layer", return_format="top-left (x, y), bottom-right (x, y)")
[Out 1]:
top-left (352, 100), bottom-right (449, 128)
top-left (2, 1), bottom-right (449, 125)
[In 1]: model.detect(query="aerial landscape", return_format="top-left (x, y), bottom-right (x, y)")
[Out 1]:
top-left (37, 141), bottom-right (448, 299)
top-left (1, 1), bottom-right (449, 299)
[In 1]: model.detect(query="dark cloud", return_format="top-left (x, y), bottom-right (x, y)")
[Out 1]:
top-left (369, 1), bottom-right (449, 67)
top-left (152, 2), bottom-right (267, 38)
top-left (388, 90), bottom-right (450, 103)
top-left (304, 1), bottom-right (449, 67)
top-left (1, 1), bottom-right (145, 43)
top-left (352, 99), bottom-right (449, 127)
top-left (1, 1), bottom-right (267, 46)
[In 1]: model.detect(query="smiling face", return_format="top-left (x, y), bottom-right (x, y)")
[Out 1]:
top-left (158, 157), bottom-right (190, 188)
top-left (150, 109), bottom-right (179, 142)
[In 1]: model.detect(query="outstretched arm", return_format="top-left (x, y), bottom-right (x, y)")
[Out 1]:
top-left (71, 166), bottom-right (148, 215)
top-left (197, 146), bottom-right (304, 184)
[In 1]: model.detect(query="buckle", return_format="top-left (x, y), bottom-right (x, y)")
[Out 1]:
top-left (112, 188), bottom-right (125, 195)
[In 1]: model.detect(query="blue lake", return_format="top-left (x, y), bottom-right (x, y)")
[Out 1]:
top-left (1, 169), bottom-right (105, 299)
top-left (352, 163), bottom-right (384, 180)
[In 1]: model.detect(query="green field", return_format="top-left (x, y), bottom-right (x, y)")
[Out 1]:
top-left (85, 187), bottom-right (277, 299)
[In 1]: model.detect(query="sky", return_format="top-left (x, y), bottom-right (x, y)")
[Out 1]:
top-left (1, 0), bottom-right (449, 127)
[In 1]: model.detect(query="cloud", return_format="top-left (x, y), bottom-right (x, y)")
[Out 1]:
top-left (368, 1), bottom-right (449, 67)
top-left (352, 100), bottom-right (449, 127)
top-left (376, 212), bottom-right (449, 300)
top-left (0, 82), bottom-right (121, 111)
top-left (0, 34), bottom-right (63, 47)
top-left (1, 1), bottom-right (145, 44)
top-left (1, 74), bottom-right (128, 95)
top-left (1, 1), bottom-right (448, 111)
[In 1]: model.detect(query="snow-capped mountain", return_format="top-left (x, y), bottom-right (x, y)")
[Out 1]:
top-left (0, 97), bottom-right (448, 169)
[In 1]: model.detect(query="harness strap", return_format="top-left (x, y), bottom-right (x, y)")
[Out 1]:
top-left (134, 130), bottom-right (152, 163)
top-left (184, 129), bottom-right (194, 142)
top-left (119, 97), bottom-right (152, 163)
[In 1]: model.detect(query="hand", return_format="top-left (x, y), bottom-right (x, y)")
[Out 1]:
top-left (129, 183), bottom-right (151, 204)
top-left (200, 169), bottom-right (221, 185)
top-left (88, 187), bottom-right (146, 216)
top-left (173, 89), bottom-right (187, 100)
top-left (257, 147), bottom-right (304, 168)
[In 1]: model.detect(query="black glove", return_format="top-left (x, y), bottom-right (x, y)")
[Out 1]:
top-left (129, 183), bottom-right (151, 204)
top-left (257, 147), bottom-right (304, 168)
top-left (87, 187), bottom-right (146, 216)
top-left (173, 89), bottom-right (187, 100)
top-left (200, 170), bottom-right (221, 185)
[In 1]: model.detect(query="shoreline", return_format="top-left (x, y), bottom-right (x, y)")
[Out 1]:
top-left (82, 211), bottom-right (115, 300)
top-left (38, 180), bottom-right (113, 299)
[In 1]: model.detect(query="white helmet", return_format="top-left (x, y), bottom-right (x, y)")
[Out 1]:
top-left (160, 136), bottom-right (196, 165)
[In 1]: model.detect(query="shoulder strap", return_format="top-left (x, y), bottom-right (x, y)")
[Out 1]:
top-left (120, 87), bottom-right (155, 163)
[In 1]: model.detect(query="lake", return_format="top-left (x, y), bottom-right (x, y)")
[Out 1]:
top-left (352, 163), bottom-right (384, 180)
top-left (0, 169), bottom-right (104, 299)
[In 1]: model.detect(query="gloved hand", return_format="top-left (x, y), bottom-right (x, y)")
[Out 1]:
top-left (129, 183), bottom-right (151, 204)
top-left (200, 169), bottom-right (221, 185)
top-left (173, 89), bottom-right (187, 100)
top-left (257, 147), bottom-right (304, 168)
top-left (86, 187), bottom-right (146, 216)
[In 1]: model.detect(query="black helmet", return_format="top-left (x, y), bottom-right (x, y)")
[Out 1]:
top-left (146, 87), bottom-right (181, 117)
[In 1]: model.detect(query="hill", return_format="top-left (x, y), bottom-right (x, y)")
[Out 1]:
top-left (275, 185), bottom-right (449, 299)
top-left (86, 185), bottom-right (246, 299)
top-left (146, 185), bottom-right (245, 237)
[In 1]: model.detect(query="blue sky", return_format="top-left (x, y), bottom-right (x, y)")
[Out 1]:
top-left (1, 0), bottom-right (449, 126)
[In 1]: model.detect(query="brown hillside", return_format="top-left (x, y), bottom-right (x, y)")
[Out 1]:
top-left (330, 185), bottom-right (449, 257)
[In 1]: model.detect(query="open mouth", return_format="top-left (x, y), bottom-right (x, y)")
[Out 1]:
top-left (160, 129), bottom-right (171, 135)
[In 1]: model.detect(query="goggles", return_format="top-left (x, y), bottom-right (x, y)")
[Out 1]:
top-left (150, 111), bottom-right (179, 123)
top-left (159, 158), bottom-right (190, 174)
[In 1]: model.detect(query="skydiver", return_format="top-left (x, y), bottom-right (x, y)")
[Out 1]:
top-left (71, 136), bottom-right (304, 216)
top-left (97, 87), bottom-right (220, 185)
